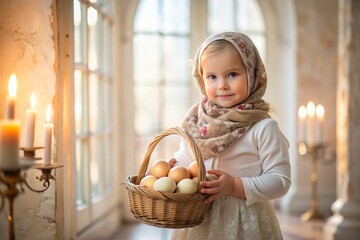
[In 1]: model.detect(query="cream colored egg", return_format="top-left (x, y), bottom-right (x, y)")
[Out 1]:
top-left (150, 159), bottom-right (170, 178)
top-left (168, 166), bottom-right (190, 183)
top-left (187, 161), bottom-right (199, 178)
top-left (153, 177), bottom-right (176, 193)
top-left (176, 178), bottom-right (198, 194)
top-left (192, 177), bottom-right (199, 184)
top-left (192, 177), bottom-right (199, 191)
top-left (139, 175), bottom-right (158, 189)
top-left (206, 173), bottom-right (218, 181)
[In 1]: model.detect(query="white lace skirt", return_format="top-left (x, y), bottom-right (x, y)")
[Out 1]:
top-left (171, 195), bottom-right (283, 240)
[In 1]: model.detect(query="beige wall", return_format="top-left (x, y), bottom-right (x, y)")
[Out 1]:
top-left (0, 0), bottom-right (56, 239)
top-left (291, 0), bottom-right (338, 214)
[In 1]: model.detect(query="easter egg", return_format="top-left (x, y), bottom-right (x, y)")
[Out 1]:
top-left (150, 159), bottom-right (170, 178)
top-left (153, 177), bottom-right (176, 193)
top-left (206, 173), bottom-right (218, 181)
top-left (176, 178), bottom-right (198, 194)
top-left (168, 166), bottom-right (190, 184)
top-left (187, 161), bottom-right (199, 178)
top-left (139, 175), bottom-right (158, 189)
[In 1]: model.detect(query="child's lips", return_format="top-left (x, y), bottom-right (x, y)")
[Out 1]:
top-left (217, 94), bottom-right (234, 98)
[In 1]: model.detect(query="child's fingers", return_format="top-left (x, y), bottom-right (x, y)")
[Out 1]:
top-left (207, 169), bottom-right (223, 176)
top-left (167, 157), bottom-right (176, 168)
top-left (200, 180), bottom-right (219, 188)
top-left (200, 185), bottom-right (220, 194)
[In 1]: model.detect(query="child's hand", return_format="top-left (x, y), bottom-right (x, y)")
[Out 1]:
top-left (167, 157), bottom-right (176, 168)
top-left (200, 169), bottom-right (234, 204)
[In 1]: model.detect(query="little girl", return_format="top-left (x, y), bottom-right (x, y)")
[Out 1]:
top-left (169, 32), bottom-right (291, 240)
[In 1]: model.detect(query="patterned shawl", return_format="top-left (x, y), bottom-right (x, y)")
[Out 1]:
top-left (182, 32), bottom-right (271, 159)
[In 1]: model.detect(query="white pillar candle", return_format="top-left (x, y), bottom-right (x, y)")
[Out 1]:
top-left (6, 74), bottom-right (17, 120)
top-left (306, 101), bottom-right (316, 146)
top-left (316, 104), bottom-right (325, 145)
top-left (0, 120), bottom-right (20, 170)
top-left (44, 105), bottom-right (53, 165)
top-left (298, 105), bottom-right (307, 143)
top-left (25, 93), bottom-right (37, 148)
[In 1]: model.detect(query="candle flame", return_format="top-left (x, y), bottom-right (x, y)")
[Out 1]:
top-left (298, 105), bottom-right (307, 119)
top-left (306, 101), bottom-right (316, 117)
top-left (298, 143), bottom-right (307, 155)
top-left (8, 74), bottom-right (17, 97)
top-left (316, 104), bottom-right (325, 118)
top-left (31, 92), bottom-right (36, 109)
top-left (46, 105), bottom-right (52, 123)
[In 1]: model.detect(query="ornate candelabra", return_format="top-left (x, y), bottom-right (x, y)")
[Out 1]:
top-left (0, 147), bottom-right (63, 240)
top-left (298, 102), bottom-right (335, 222)
top-left (298, 143), bottom-right (326, 221)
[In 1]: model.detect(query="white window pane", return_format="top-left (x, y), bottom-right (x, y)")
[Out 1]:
top-left (104, 79), bottom-right (112, 128)
top-left (89, 74), bottom-right (99, 132)
top-left (163, 86), bottom-right (190, 128)
top-left (236, 0), bottom-right (265, 32)
top-left (248, 34), bottom-right (266, 63)
top-left (164, 36), bottom-right (191, 83)
top-left (133, 35), bottom-right (162, 84)
top-left (134, 86), bottom-right (160, 135)
top-left (163, 0), bottom-right (190, 34)
top-left (74, 0), bottom-right (87, 64)
top-left (88, 7), bottom-right (99, 70)
top-left (90, 137), bottom-right (101, 199)
top-left (135, 135), bottom-right (156, 170)
top-left (134, 0), bottom-right (160, 32)
top-left (75, 70), bottom-right (89, 134)
top-left (76, 139), bottom-right (89, 207)
top-left (104, 23), bottom-right (113, 75)
top-left (208, 0), bottom-right (235, 33)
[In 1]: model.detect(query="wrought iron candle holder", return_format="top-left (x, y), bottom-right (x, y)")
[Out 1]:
top-left (0, 147), bottom-right (63, 240)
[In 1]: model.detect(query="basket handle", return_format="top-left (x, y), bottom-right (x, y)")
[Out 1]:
top-left (135, 127), bottom-right (206, 187)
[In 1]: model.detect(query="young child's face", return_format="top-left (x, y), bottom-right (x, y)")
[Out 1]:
top-left (201, 47), bottom-right (248, 108)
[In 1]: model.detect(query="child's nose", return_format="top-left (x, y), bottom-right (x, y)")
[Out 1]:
top-left (218, 78), bottom-right (229, 90)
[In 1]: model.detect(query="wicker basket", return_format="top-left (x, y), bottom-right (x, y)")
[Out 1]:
top-left (124, 127), bottom-right (210, 228)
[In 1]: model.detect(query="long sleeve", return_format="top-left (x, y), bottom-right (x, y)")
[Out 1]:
top-left (241, 119), bottom-right (291, 205)
top-left (172, 118), bottom-right (291, 206)
top-left (173, 140), bottom-right (196, 168)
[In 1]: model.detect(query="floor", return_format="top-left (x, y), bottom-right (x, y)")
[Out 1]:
top-left (113, 211), bottom-right (326, 240)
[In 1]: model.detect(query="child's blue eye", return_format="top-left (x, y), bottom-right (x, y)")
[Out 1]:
top-left (229, 72), bottom-right (238, 78)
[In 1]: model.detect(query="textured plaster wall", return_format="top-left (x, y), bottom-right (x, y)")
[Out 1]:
top-left (0, 0), bottom-right (56, 239)
top-left (294, 0), bottom-right (338, 213)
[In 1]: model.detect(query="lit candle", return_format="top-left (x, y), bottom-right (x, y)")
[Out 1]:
top-left (298, 105), bottom-right (307, 143)
top-left (316, 104), bottom-right (325, 144)
top-left (44, 105), bottom-right (53, 165)
top-left (306, 101), bottom-right (316, 146)
top-left (25, 93), bottom-right (37, 148)
top-left (0, 119), bottom-right (20, 170)
top-left (6, 74), bottom-right (17, 119)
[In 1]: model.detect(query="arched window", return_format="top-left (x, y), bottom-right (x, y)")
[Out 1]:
top-left (208, 0), bottom-right (266, 61)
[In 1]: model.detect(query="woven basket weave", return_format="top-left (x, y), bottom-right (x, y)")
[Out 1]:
top-left (124, 127), bottom-right (210, 228)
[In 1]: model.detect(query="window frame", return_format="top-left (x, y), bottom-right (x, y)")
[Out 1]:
top-left (56, 0), bottom-right (122, 238)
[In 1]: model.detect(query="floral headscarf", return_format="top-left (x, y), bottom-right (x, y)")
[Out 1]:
top-left (182, 32), bottom-right (270, 159)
